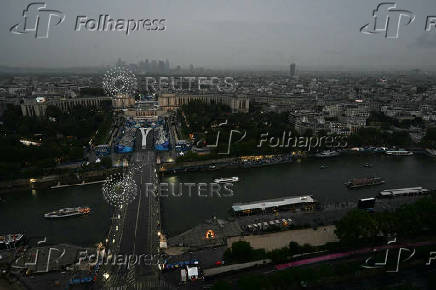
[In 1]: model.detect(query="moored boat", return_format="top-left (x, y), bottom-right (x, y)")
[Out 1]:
top-left (0, 233), bottom-right (24, 246)
top-left (44, 207), bottom-right (91, 218)
top-left (379, 187), bottom-right (430, 198)
top-left (214, 177), bottom-right (239, 183)
top-left (385, 149), bottom-right (413, 156)
top-left (315, 150), bottom-right (340, 158)
top-left (345, 177), bottom-right (385, 189)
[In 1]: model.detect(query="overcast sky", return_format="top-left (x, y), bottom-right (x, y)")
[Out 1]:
top-left (1, 0), bottom-right (436, 70)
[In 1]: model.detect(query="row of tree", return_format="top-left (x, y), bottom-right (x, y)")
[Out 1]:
top-left (0, 103), bottom-right (113, 179)
top-left (335, 195), bottom-right (436, 245)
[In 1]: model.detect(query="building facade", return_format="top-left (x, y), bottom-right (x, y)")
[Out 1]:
top-left (158, 93), bottom-right (249, 113)
top-left (21, 96), bottom-right (112, 117)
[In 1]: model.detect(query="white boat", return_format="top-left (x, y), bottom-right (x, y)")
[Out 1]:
top-left (44, 207), bottom-right (91, 218)
top-left (0, 233), bottom-right (24, 246)
top-left (214, 177), bottom-right (239, 183)
top-left (379, 187), bottom-right (430, 198)
top-left (50, 180), bottom-right (105, 189)
top-left (385, 150), bottom-right (413, 156)
top-left (315, 150), bottom-right (340, 158)
top-left (426, 148), bottom-right (436, 157)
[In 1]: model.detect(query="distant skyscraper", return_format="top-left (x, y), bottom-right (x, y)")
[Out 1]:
top-left (158, 60), bottom-right (165, 73)
top-left (151, 60), bottom-right (157, 72)
top-left (165, 59), bottom-right (170, 72)
top-left (144, 59), bottom-right (150, 72)
top-left (116, 58), bottom-right (125, 67)
top-left (290, 63), bottom-right (296, 78)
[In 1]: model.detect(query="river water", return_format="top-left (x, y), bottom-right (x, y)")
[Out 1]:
top-left (160, 154), bottom-right (436, 236)
top-left (1, 154), bottom-right (435, 245)
top-left (0, 184), bottom-right (112, 247)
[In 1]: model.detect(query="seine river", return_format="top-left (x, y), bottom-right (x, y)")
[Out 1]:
top-left (0, 183), bottom-right (112, 247)
top-left (160, 154), bottom-right (436, 236)
top-left (1, 154), bottom-right (435, 246)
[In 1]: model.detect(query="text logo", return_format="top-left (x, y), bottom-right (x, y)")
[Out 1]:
top-left (207, 120), bottom-right (246, 155)
top-left (361, 2), bottom-right (415, 39)
top-left (10, 2), bottom-right (65, 39)
top-left (362, 238), bottom-right (415, 273)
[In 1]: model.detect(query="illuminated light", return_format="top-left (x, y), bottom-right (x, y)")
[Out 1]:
top-left (112, 239), bottom-right (115, 244)
top-left (102, 65), bottom-right (137, 98)
top-left (205, 230), bottom-right (216, 239)
top-left (21, 140), bottom-right (41, 147)
top-left (115, 226), bottom-right (119, 231)
top-left (102, 172), bottom-right (138, 208)
top-left (103, 273), bottom-right (110, 280)
top-left (157, 231), bottom-right (161, 237)
top-left (29, 178), bottom-right (37, 183)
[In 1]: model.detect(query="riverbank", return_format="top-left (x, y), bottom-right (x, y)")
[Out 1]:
top-left (164, 194), bottom-right (431, 253)
top-left (0, 168), bottom-right (120, 194)
top-left (159, 153), bottom-right (300, 176)
top-left (160, 147), bottom-right (433, 177)
top-left (227, 225), bottom-right (339, 251)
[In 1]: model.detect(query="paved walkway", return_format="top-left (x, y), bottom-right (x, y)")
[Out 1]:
top-left (227, 225), bottom-right (339, 251)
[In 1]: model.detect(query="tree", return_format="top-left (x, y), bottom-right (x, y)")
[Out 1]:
top-left (224, 241), bottom-right (254, 263)
top-left (335, 209), bottom-right (378, 244)
top-left (101, 156), bottom-right (112, 168)
top-left (422, 127), bottom-right (436, 148)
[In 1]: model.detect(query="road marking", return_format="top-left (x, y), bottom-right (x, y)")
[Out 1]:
top-left (133, 186), bottom-right (143, 255)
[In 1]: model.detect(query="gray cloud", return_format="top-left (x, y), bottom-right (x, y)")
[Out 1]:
top-left (1, 0), bottom-right (436, 70)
